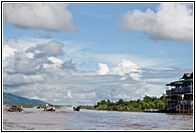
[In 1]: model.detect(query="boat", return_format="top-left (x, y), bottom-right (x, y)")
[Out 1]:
top-left (34, 106), bottom-right (40, 109)
top-left (6, 105), bottom-right (23, 112)
top-left (44, 104), bottom-right (55, 111)
top-left (36, 106), bottom-right (40, 109)
top-left (73, 105), bottom-right (81, 111)
top-left (163, 108), bottom-right (179, 113)
top-left (143, 108), bottom-right (179, 113)
top-left (143, 110), bottom-right (165, 113)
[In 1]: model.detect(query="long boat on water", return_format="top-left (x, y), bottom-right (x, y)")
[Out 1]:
top-left (6, 105), bottom-right (23, 112)
top-left (44, 104), bottom-right (55, 111)
top-left (143, 108), bottom-right (180, 113)
top-left (73, 105), bottom-right (81, 111)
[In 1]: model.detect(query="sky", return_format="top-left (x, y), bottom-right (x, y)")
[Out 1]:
top-left (2, 2), bottom-right (194, 105)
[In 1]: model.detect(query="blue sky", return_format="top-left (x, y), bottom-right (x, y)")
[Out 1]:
top-left (3, 2), bottom-right (193, 105)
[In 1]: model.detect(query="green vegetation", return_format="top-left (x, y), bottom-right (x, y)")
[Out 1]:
top-left (22, 104), bottom-right (45, 108)
top-left (82, 94), bottom-right (167, 112)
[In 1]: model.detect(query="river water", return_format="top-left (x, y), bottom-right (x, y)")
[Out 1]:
top-left (3, 106), bottom-right (193, 131)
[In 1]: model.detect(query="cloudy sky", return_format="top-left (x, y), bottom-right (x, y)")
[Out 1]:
top-left (3, 2), bottom-right (193, 105)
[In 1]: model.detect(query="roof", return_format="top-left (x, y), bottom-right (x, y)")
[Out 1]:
top-left (166, 80), bottom-right (183, 86)
top-left (166, 78), bottom-right (193, 86)
top-left (166, 72), bottom-right (193, 86)
top-left (180, 72), bottom-right (193, 79)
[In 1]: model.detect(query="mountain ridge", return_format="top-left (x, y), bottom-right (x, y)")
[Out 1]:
top-left (3, 92), bottom-right (48, 105)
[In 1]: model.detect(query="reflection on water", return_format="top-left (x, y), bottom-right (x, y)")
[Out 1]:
top-left (3, 107), bottom-right (193, 130)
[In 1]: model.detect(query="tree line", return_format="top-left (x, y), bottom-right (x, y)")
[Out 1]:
top-left (82, 94), bottom-right (167, 112)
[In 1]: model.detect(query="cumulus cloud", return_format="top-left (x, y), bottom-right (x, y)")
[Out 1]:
top-left (3, 39), bottom-right (191, 105)
top-left (3, 3), bottom-right (78, 31)
top-left (3, 40), bottom-right (78, 75)
top-left (48, 57), bottom-right (63, 66)
top-left (110, 59), bottom-right (142, 81)
top-left (3, 40), bottom-right (79, 104)
top-left (97, 59), bottom-right (142, 81)
top-left (3, 45), bottom-right (17, 60)
top-left (120, 3), bottom-right (193, 42)
top-left (25, 52), bottom-right (34, 59)
top-left (3, 40), bottom-right (75, 82)
top-left (61, 60), bottom-right (76, 70)
top-left (97, 63), bottom-right (110, 75)
top-left (26, 40), bottom-right (65, 57)
top-left (3, 46), bottom-right (189, 104)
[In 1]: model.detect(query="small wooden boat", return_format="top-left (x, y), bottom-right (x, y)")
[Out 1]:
top-left (73, 105), bottom-right (81, 111)
top-left (34, 105), bottom-right (40, 109)
top-left (143, 108), bottom-right (165, 113)
top-left (143, 108), bottom-right (179, 113)
top-left (44, 104), bottom-right (55, 111)
top-left (6, 105), bottom-right (23, 112)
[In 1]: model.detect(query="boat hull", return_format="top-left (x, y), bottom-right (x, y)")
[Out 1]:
top-left (143, 109), bottom-right (179, 113)
top-left (44, 104), bottom-right (55, 111)
top-left (73, 106), bottom-right (80, 111)
top-left (6, 105), bottom-right (23, 112)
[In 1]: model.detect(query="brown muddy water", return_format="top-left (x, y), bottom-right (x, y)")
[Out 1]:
top-left (3, 106), bottom-right (194, 131)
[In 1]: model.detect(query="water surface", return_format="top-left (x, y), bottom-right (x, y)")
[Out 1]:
top-left (3, 106), bottom-right (193, 131)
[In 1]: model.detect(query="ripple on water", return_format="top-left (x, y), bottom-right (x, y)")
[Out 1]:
top-left (3, 108), bottom-right (193, 130)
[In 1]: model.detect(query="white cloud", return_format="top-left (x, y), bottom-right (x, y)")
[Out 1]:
top-left (26, 40), bottom-right (65, 57)
top-left (3, 45), bottom-right (17, 60)
top-left (120, 3), bottom-right (193, 42)
top-left (48, 57), bottom-right (63, 66)
top-left (110, 59), bottom-right (142, 81)
top-left (97, 59), bottom-right (142, 81)
top-left (110, 59), bottom-right (141, 74)
top-left (97, 63), bottom-right (110, 75)
top-left (2, 45), bottom-right (171, 104)
top-left (25, 52), bottom-right (34, 59)
top-left (3, 39), bottom-right (191, 105)
top-left (3, 3), bottom-right (78, 31)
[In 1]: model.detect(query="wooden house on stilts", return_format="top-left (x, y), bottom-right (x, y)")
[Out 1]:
top-left (166, 72), bottom-right (193, 113)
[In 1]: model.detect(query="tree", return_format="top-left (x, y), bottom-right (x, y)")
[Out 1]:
top-left (94, 94), bottom-right (167, 112)
top-left (143, 95), bottom-right (152, 103)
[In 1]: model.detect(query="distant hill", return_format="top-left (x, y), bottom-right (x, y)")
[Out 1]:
top-left (3, 92), bottom-right (48, 105)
